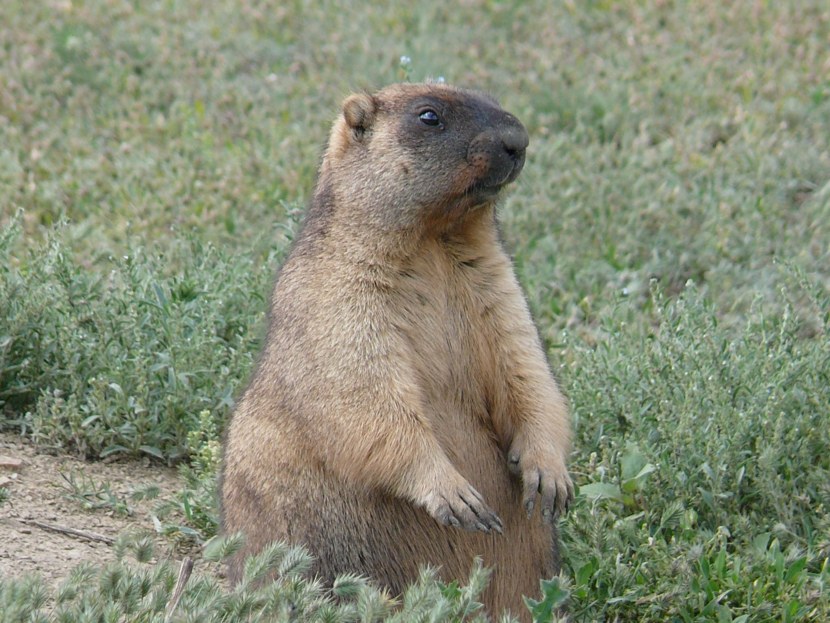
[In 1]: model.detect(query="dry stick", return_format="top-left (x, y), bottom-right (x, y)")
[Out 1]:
top-left (29, 518), bottom-right (195, 621)
top-left (26, 520), bottom-right (115, 545)
top-left (165, 556), bottom-right (194, 623)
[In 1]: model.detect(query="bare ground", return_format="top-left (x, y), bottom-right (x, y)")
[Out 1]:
top-left (0, 432), bottom-right (191, 587)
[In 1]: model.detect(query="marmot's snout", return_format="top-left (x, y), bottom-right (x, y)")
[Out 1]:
top-left (499, 122), bottom-right (529, 184)
top-left (467, 113), bottom-right (529, 193)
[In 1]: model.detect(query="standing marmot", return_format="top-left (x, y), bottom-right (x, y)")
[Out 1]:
top-left (220, 82), bottom-right (573, 618)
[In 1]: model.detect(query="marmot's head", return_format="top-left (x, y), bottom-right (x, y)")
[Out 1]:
top-left (320, 83), bottom-right (529, 232)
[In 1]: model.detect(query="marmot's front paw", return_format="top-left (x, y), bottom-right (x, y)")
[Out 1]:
top-left (423, 478), bottom-right (503, 534)
top-left (508, 438), bottom-right (573, 523)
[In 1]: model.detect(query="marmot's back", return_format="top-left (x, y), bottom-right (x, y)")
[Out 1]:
top-left (220, 83), bottom-right (573, 620)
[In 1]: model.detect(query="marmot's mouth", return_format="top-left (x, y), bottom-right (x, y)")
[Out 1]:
top-left (463, 181), bottom-right (503, 204)
top-left (466, 164), bottom-right (522, 199)
top-left (469, 154), bottom-right (525, 197)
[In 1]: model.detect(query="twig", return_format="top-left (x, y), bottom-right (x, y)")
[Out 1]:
top-left (165, 556), bottom-right (194, 623)
top-left (26, 520), bottom-right (115, 545)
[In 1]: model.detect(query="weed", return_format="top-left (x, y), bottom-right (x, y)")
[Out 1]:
top-left (0, 535), bottom-right (538, 622)
top-left (58, 470), bottom-right (133, 517)
top-left (0, 217), bottom-right (279, 463)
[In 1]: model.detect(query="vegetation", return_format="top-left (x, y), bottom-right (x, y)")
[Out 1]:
top-left (1, 533), bottom-right (566, 622)
top-left (1, 0), bottom-right (828, 620)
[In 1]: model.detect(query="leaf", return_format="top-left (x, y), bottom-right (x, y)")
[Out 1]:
top-left (100, 444), bottom-right (129, 458)
top-left (331, 573), bottom-right (369, 597)
top-left (173, 525), bottom-right (201, 539)
top-left (203, 533), bottom-right (245, 562)
top-left (80, 415), bottom-right (100, 427)
top-left (152, 282), bottom-right (168, 308)
top-left (139, 445), bottom-right (164, 460)
top-left (784, 557), bottom-right (807, 584)
top-left (579, 482), bottom-right (624, 503)
top-left (575, 559), bottom-right (597, 587)
top-left (621, 462), bottom-right (657, 493)
top-left (620, 443), bottom-right (648, 481)
top-left (751, 532), bottom-right (771, 554)
top-left (523, 577), bottom-right (569, 621)
top-left (439, 579), bottom-right (463, 599)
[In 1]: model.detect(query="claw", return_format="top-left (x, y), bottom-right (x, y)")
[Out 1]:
top-left (507, 453), bottom-right (521, 476)
top-left (525, 497), bottom-right (535, 518)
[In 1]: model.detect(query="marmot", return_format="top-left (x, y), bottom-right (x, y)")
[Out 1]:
top-left (220, 82), bottom-right (573, 618)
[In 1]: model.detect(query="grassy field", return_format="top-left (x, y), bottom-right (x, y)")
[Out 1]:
top-left (1, 0), bottom-right (829, 620)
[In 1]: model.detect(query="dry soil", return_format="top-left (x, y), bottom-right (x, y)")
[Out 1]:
top-left (0, 432), bottom-right (189, 587)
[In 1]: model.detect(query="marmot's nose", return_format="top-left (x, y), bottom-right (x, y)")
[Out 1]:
top-left (500, 123), bottom-right (529, 162)
top-left (500, 121), bottom-right (528, 183)
top-left (466, 111), bottom-right (529, 190)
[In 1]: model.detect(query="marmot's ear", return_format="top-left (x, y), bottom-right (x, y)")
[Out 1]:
top-left (342, 93), bottom-right (377, 140)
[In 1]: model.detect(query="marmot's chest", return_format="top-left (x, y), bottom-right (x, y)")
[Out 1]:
top-left (392, 253), bottom-right (500, 417)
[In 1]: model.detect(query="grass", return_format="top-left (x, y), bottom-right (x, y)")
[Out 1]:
top-left (1, 533), bottom-right (567, 623)
top-left (1, 0), bottom-right (829, 620)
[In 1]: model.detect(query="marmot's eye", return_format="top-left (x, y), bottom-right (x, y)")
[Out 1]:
top-left (419, 110), bottom-right (441, 127)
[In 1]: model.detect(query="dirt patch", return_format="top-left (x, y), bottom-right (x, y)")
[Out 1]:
top-left (0, 432), bottom-right (190, 586)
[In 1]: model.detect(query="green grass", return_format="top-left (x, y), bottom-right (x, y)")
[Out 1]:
top-left (1, 0), bottom-right (829, 620)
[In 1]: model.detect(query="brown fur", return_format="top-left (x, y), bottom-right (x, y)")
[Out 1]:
top-left (220, 83), bottom-right (573, 619)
